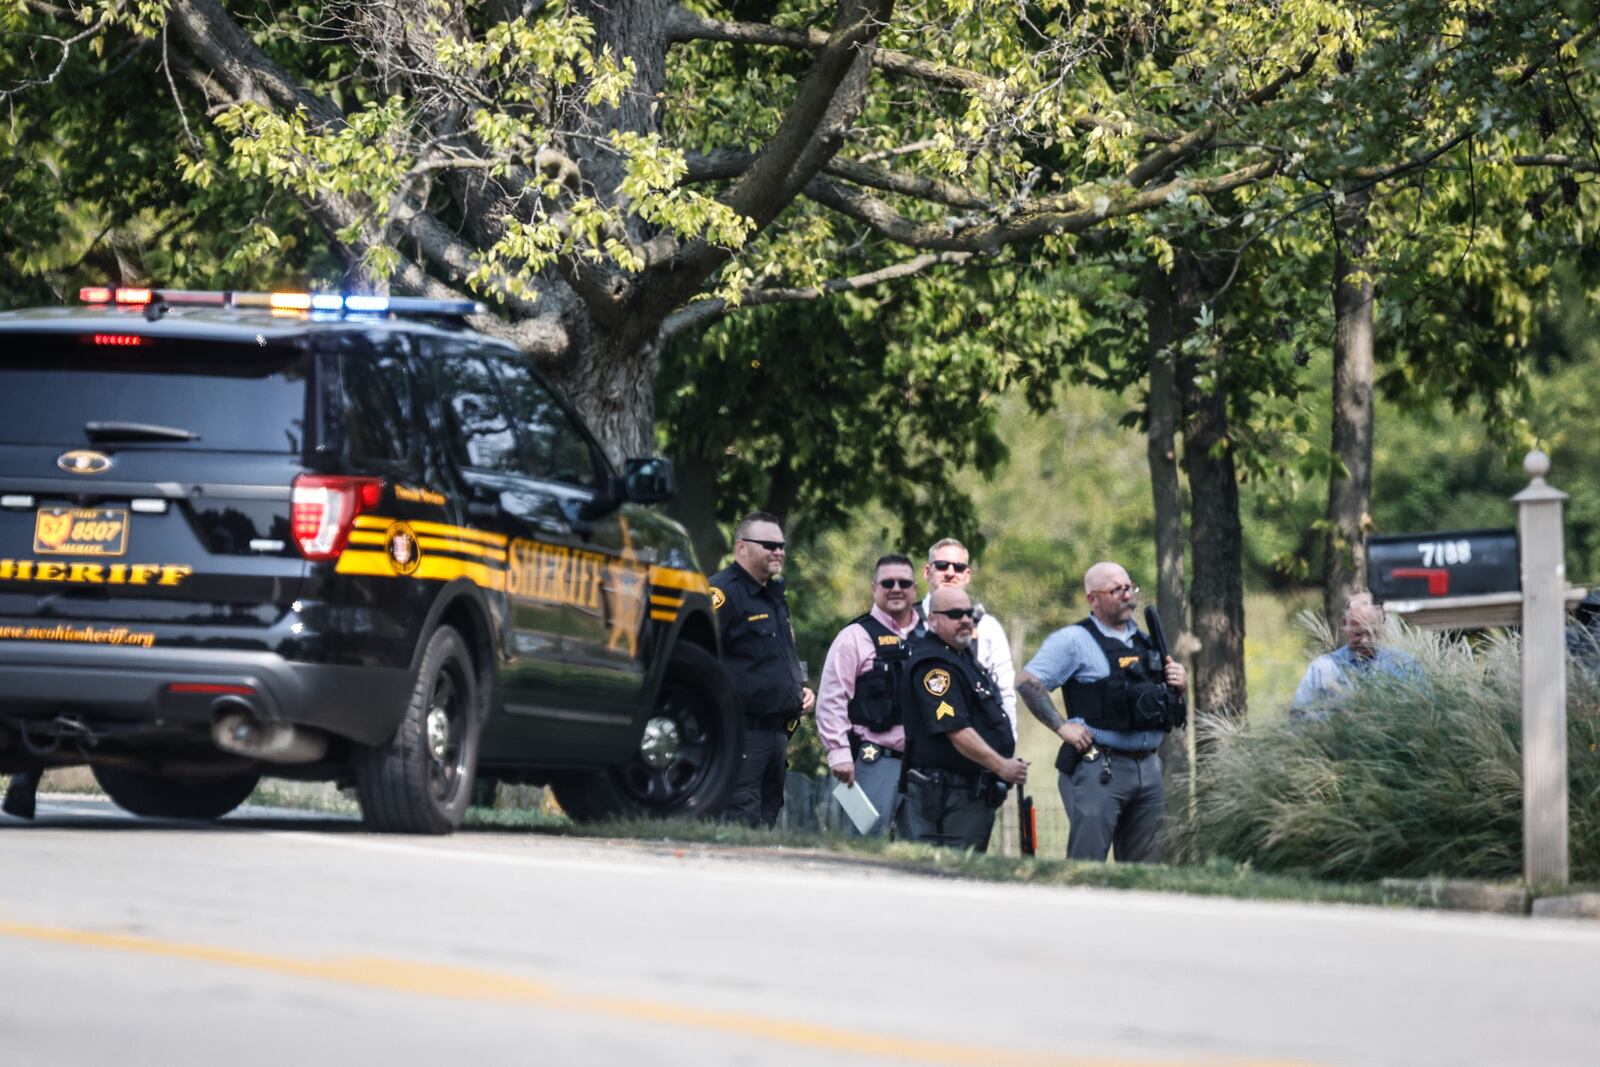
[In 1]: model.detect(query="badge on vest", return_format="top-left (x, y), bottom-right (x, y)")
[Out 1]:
top-left (1118, 655), bottom-right (1139, 668)
top-left (860, 743), bottom-right (881, 763)
top-left (877, 635), bottom-right (900, 646)
top-left (923, 668), bottom-right (951, 696)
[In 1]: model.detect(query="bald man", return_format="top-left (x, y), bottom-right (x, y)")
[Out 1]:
top-left (1291, 592), bottom-right (1417, 718)
top-left (900, 585), bottom-right (1028, 850)
top-left (1016, 561), bottom-right (1186, 863)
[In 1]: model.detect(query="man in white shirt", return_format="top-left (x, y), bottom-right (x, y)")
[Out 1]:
top-left (919, 538), bottom-right (1017, 738)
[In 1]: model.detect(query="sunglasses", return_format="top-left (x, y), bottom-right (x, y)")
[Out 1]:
top-left (930, 607), bottom-right (976, 620)
top-left (741, 538), bottom-right (785, 552)
top-left (877, 578), bottom-right (916, 590)
top-left (1093, 583), bottom-right (1140, 599)
top-left (930, 560), bottom-right (970, 573)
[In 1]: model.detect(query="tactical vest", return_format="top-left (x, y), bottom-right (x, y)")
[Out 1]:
top-left (1059, 617), bottom-right (1184, 733)
top-left (846, 613), bottom-right (911, 730)
top-left (902, 639), bottom-right (1014, 773)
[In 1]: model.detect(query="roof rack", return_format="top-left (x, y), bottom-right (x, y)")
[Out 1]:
top-left (77, 286), bottom-right (485, 319)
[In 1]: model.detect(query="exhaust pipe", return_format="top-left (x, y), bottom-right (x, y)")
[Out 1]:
top-left (211, 700), bottom-right (329, 764)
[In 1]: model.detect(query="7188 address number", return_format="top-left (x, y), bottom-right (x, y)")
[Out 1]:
top-left (1417, 540), bottom-right (1474, 567)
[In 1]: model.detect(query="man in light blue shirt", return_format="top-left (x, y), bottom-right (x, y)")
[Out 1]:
top-left (1291, 592), bottom-right (1418, 718)
top-left (1016, 561), bottom-right (1187, 862)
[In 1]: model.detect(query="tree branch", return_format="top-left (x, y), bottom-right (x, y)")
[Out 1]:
top-left (166, 0), bottom-right (340, 124)
top-left (660, 250), bottom-right (974, 340)
top-left (684, 148), bottom-right (990, 211)
top-left (1511, 153), bottom-right (1599, 173)
top-left (663, 5), bottom-right (993, 96)
top-left (805, 157), bottom-right (1282, 252)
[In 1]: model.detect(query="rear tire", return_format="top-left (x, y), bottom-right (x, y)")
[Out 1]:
top-left (551, 643), bottom-right (741, 822)
top-left (92, 765), bottom-right (261, 820)
top-left (352, 625), bottom-right (480, 834)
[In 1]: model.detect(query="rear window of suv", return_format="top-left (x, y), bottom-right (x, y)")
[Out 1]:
top-left (0, 335), bottom-right (310, 453)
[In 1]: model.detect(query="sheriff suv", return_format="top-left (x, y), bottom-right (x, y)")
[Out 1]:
top-left (0, 287), bottom-right (735, 833)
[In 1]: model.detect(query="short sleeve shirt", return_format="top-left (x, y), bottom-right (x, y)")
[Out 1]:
top-left (1024, 617), bottom-right (1165, 750)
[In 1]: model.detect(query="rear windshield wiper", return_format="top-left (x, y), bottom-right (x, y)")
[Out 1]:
top-left (84, 421), bottom-right (200, 443)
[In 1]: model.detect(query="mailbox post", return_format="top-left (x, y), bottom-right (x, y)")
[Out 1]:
top-left (1514, 450), bottom-right (1568, 890)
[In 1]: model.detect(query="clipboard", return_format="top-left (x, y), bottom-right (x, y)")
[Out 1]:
top-left (832, 781), bottom-right (880, 834)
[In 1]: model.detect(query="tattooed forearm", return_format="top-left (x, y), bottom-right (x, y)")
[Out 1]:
top-left (1016, 675), bottom-right (1065, 732)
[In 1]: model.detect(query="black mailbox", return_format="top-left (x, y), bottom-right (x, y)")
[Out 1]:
top-left (1367, 528), bottom-right (1519, 600)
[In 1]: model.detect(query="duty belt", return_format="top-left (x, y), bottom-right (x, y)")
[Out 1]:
top-left (906, 767), bottom-right (979, 790)
top-left (1098, 745), bottom-right (1159, 760)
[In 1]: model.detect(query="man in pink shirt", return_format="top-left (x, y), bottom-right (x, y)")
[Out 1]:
top-left (815, 553), bottom-right (922, 836)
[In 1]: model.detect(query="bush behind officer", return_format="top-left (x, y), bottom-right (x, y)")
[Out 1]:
top-left (901, 585), bottom-right (1028, 850)
top-left (709, 511), bottom-right (814, 828)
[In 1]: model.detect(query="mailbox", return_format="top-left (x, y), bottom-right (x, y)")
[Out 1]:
top-left (1367, 528), bottom-right (1519, 601)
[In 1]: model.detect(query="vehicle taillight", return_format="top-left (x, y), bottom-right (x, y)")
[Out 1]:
top-left (290, 475), bottom-right (383, 561)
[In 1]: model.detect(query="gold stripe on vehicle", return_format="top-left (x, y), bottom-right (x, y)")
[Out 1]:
top-left (347, 531), bottom-right (386, 547)
top-left (406, 519), bottom-right (507, 547)
top-left (336, 550), bottom-right (507, 590)
top-left (649, 566), bottom-right (709, 594)
top-left (352, 515), bottom-right (508, 548)
top-left (650, 610), bottom-right (677, 622)
top-left (649, 594), bottom-right (684, 608)
top-left (417, 536), bottom-right (507, 563)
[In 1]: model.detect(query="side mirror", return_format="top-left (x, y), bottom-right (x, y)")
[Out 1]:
top-left (623, 456), bottom-right (675, 504)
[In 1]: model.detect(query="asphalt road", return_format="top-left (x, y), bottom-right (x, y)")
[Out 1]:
top-left (1, 796), bottom-right (1595, 1067)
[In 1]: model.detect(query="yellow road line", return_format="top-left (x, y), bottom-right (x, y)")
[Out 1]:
top-left (0, 920), bottom-right (1315, 1067)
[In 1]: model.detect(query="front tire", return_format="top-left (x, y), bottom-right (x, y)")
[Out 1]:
top-left (552, 643), bottom-right (741, 822)
top-left (352, 625), bottom-right (481, 834)
top-left (92, 764), bottom-right (261, 820)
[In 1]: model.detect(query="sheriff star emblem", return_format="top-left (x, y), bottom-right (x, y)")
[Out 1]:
top-left (860, 744), bottom-right (880, 763)
top-left (935, 701), bottom-right (956, 720)
top-left (923, 668), bottom-right (951, 696)
top-left (710, 587), bottom-right (726, 611)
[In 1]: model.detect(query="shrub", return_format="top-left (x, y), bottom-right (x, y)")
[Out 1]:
top-left (1171, 617), bottom-right (1600, 883)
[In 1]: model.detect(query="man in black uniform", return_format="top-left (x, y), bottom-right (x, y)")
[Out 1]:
top-left (709, 511), bottom-right (814, 827)
top-left (902, 585), bottom-right (1028, 850)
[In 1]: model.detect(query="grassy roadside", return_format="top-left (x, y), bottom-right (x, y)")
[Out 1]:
top-left (18, 776), bottom-right (1565, 913)
top-left (465, 806), bottom-right (1397, 905)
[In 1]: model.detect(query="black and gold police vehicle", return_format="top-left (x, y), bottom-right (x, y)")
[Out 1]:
top-left (0, 286), bottom-right (735, 833)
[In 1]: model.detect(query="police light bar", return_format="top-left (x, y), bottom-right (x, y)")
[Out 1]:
top-left (77, 286), bottom-right (484, 318)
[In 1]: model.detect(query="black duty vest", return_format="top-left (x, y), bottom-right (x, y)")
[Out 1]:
top-left (904, 639), bottom-right (1014, 774)
top-left (846, 613), bottom-right (910, 730)
top-left (1060, 617), bottom-right (1182, 733)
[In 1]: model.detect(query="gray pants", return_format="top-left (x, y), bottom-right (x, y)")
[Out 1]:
top-left (901, 773), bottom-right (995, 851)
top-left (1058, 751), bottom-right (1164, 863)
top-left (834, 751), bottom-right (904, 837)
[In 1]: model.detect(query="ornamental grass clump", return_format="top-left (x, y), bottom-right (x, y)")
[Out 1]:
top-left (1171, 617), bottom-right (1600, 883)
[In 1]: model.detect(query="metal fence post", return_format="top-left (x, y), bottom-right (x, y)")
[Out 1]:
top-left (1513, 450), bottom-right (1569, 890)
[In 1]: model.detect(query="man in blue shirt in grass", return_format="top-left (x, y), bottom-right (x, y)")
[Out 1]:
top-left (1291, 591), bottom-right (1418, 718)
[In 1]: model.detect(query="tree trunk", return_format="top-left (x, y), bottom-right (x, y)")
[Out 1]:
top-left (1323, 191), bottom-right (1376, 630)
top-left (667, 448), bottom-right (729, 573)
top-left (1180, 340), bottom-right (1247, 729)
top-left (1145, 265), bottom-right (1192, 792)
top-left (1144, 265), bottom-right (1188, 645)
